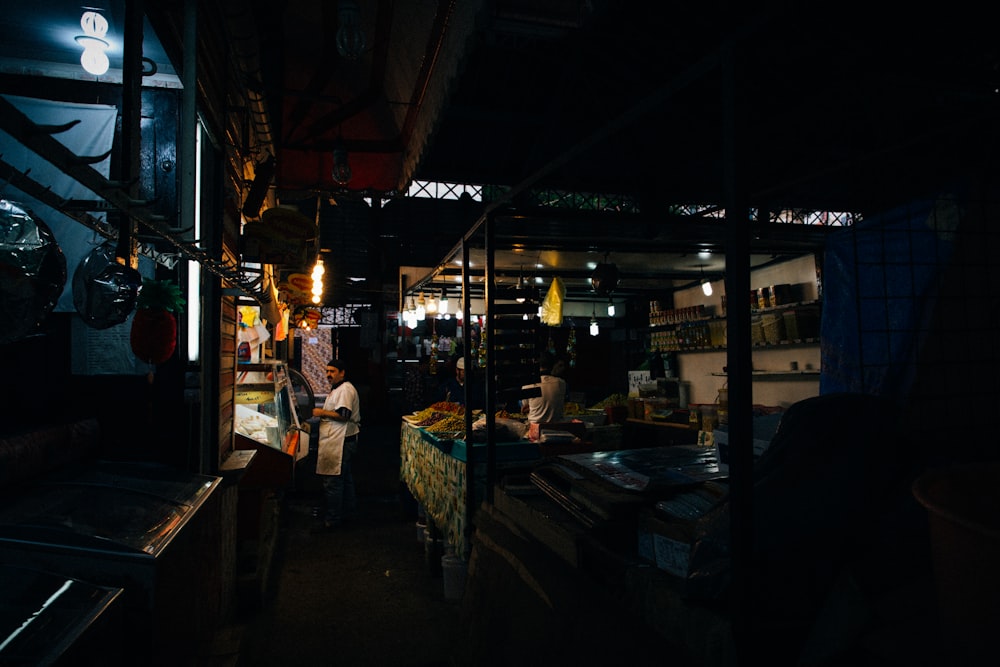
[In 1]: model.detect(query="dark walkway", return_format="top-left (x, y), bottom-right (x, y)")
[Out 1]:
top-left (232, 420), bottom-right (462, 667)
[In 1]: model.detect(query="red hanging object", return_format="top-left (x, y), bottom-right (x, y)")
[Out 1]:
top-left (129, 278), bottom-right (185, 366)
top-left (130, 308), bottom-right (178, 364)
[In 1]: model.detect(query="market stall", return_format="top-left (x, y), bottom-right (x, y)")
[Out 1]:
top-left (399, 417), bottom-right (540, 557)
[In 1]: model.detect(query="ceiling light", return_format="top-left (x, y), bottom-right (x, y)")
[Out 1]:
top-left (700, 265), bottom-right (713, 296)
top-left (515, 268), bottom-right (526, 302)
top-left (415, 292), bottom-right (426, 321)
top-left (425, 292), bottom-right (438, 316)
top-left (438, 291), bottom-right (449, 314)
top-left (332, 136), bottom-right (352, 185)
top-left (607, 299), bottom-right (616, 317)
top-left (76, 11), bottom-right (110, 76)
top-left (590, 304), bottom-right (599, 336)
top-left (336, 0), bottom-right (367, 61)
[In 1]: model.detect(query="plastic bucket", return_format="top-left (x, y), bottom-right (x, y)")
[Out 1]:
top-left (441, 553), bottom-right (467, 600)
top-left (912, 462), bottom-right (1000, 662)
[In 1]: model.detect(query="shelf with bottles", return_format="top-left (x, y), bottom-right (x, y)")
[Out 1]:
top-left (648, 302), bottom-right (821, 353)
top-left (648, 299), bottom-right (821, 329)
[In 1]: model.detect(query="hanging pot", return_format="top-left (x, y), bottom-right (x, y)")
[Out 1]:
top-left (0, 200), bottom-right (67, 343)
top-left (72, 241), bottom-right (142, 329)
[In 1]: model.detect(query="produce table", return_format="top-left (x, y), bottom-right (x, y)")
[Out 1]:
top-left (399, 421), bottom-right (540, 556)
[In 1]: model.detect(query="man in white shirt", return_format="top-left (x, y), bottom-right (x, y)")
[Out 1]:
top-left (312, 359), bottom-right (361, 530)
top-left (521, 352), bottom-right (566, 424)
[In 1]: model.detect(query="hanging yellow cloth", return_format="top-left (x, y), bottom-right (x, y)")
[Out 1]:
top-left (540, 276), bottom-right (566, 326)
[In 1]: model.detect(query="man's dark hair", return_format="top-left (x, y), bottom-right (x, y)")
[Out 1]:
top-left (538, 352), bottom-right (555, 372)
top-left (327, 359), bottom-right (347, 372)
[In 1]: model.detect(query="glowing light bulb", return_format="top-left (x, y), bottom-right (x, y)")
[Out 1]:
top-left (76, 11), bottom-right (110, 76)
top-left (415, 292), bottom-right (426, 321)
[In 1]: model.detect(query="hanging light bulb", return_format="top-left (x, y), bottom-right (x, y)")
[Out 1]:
top-left (700, 266), bottom-right (713, 296)
top-left (415, 292), bottom-right (426, 321)
top-left (589, 304), bottom-right (599, 336)
top-left (310, 257), bottom-right (325, 304)
top-left (607, 298), bottom-right (616, 317)
top-left (425, 292), bottom-right (438, 316)
top-left (438, 290), bottom-right (449, 315)
top-left (76, 11), bottom-right (111, 76)
top-left (336, 0), bottom-right (367, 61)
top-left (332, 136), bottom-right (352, 185)
top-left (515, 267), bottom-right (526, 303)
top-left (403, 299), bottom-right (417, 328)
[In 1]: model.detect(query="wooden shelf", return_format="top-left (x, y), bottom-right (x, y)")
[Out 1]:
top-left (624, 418), bottom-right (695, 430)
top-left (710, 371), bottom-right (820, 380)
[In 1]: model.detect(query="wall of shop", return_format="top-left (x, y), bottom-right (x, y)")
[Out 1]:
top-left (673, 254), bottom-right (822, 407)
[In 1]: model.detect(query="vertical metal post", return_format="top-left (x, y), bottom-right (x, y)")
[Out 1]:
top-left (722, 27), bottom-right (754, 666)
top-left (484, 212), bottom-right (496, 505)
top-left (118, 0), bottom-right (144, 269)
top-left (177, 0), bottom-right (212, 475)
top-left (462, 240), bottom-right (475, 555)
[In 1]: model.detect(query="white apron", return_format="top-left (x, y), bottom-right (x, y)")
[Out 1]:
top-left (317, 419), bottom-right (345, 475)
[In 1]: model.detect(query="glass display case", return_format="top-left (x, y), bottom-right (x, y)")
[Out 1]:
top-left (0, 463), bottom-right (223, 664)
top-left (234, 361), bottom-right (307, 461)
top-left (0, 564), bottom-right (125, 666)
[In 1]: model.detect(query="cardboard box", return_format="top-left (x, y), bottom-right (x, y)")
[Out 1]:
top-left (636, 482), bottom-right (728, 578)
top-left (637, 510), bottom-right (699, 577)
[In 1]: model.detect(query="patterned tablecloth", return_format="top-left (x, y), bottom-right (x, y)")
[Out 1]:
top-left (399, 422), bottom-right (539, 556)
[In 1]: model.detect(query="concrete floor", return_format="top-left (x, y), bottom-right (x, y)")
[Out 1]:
top-left (229, 420), bottom-right (463, 667)
top-left (209, 414), bottom-right (963, 667)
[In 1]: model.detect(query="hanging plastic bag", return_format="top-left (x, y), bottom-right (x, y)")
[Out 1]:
top-left (539, 276), bottom-right (566, 326)
top-left (0, 200), bottom-right (67, 343)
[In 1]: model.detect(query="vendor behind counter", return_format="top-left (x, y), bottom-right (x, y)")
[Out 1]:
top-left (520, 353), bottom-right (567, 424)
top-left (435, 357), bottom-right (485, 411)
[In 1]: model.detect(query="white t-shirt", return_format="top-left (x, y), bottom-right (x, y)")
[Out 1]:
top-left (522, 374), bottom-right (567, 423)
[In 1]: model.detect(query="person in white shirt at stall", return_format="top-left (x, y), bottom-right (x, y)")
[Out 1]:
top-left (520, 352), bottom-right (567, 424)
top-left (312, 358), bottom-right (361, 530)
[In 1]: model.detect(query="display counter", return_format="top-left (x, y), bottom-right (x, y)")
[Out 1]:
top-left (0, 461), bottom-right (223, 665)
top-left (234, 361), bottom-right (309, 471)
top-left (0, 564), bottom-right (126, 666)
top-left (453, 445), bottom-right (734, 665)
top-left (622, 418), bottom-right (699, 448)
top-left (399, 422), bottom-right (540, 556)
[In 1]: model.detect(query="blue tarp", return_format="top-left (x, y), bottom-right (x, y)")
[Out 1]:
top-left (820, 194), bottom-right (960, 397)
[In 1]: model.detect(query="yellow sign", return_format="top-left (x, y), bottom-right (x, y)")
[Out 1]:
top-left (235, 389), bottom-right (275, 404)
